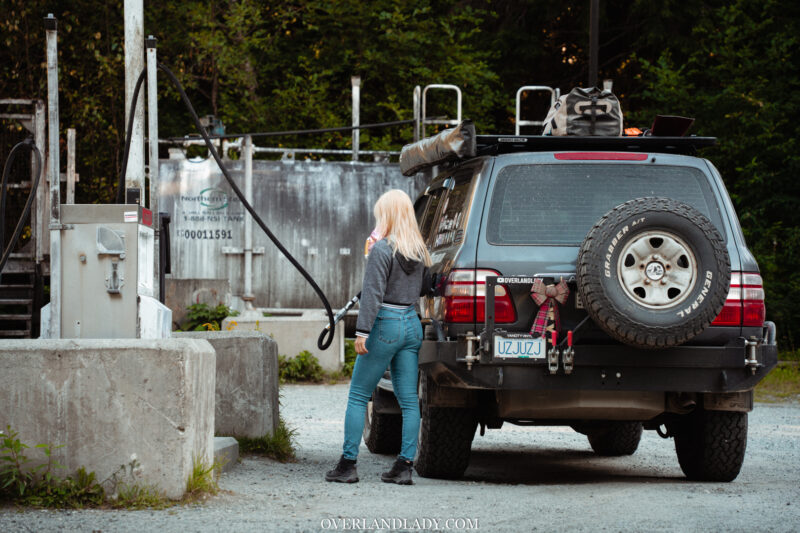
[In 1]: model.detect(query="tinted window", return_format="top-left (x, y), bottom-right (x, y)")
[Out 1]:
top-left (487, 163), bottom-right (725, 245)
top-left (414, 195), bottom-right (429, 225)
top-left (432, 174), bottom-right (473, 250)
top-left (419, 188), bottom-right (444, 243)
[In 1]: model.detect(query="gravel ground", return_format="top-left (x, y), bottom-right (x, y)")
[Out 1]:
top-left (2, 383), bottom-right (799, 532)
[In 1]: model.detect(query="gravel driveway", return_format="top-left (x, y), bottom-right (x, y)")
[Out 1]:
top-left (2, 383), bottom-right (799, 532)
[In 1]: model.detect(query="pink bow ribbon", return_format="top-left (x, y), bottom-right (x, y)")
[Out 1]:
top-left (529, 279), bottom-right (570, 336)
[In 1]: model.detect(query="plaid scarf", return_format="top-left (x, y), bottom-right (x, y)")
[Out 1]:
top-left (529, 279), bottom-right (570, 337)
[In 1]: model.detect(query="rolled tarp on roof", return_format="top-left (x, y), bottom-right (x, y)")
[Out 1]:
top-left (399, 120), bottom-right (476, 176)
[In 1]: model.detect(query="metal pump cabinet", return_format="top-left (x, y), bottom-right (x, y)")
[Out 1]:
top-left (57, 204), bottom-right (170, 338)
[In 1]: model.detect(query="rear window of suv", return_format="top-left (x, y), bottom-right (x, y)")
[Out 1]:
top-left (486, 163), bottom-right (725, 245)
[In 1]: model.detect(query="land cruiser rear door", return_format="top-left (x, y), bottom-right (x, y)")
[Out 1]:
top-left (476, 152), bottom-right (737, 340)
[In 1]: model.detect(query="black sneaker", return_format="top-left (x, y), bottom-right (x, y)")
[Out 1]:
top-left (380, 458), bottom-right (414, 485)
top-left (325, 455), bottom-right (359, 483)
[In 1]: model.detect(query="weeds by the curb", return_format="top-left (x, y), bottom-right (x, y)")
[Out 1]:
top-left (237, 418), bottom-right (297, 462)
top-left (1, 427), bottom-right (220, 510)
top-left (183, 457), bottom-right (220, 503)
top-left (279, 340), bottom-right (357, 384)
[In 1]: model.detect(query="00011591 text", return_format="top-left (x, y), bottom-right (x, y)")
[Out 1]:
top-left (178, 229), bottom-right (234, 240)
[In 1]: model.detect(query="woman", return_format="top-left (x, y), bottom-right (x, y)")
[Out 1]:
top-left (325, 189), bottom-right (431, 485)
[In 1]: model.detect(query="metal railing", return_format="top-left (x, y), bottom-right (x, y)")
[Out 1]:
top-left (515, 85), bottom-right (559, 135)
top-left (420, 84), bottom-right (462, 139)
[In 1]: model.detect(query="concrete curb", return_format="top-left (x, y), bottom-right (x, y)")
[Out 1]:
top-left (213, 437), bottom-right (239, 474)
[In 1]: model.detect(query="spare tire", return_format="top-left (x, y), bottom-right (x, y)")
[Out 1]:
top-left (577, 197), bottom-right (730, 348)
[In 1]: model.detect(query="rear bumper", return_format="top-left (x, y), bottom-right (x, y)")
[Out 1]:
top-left (418, 337), bottom-right (778, 393)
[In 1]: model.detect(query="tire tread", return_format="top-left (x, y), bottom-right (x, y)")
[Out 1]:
top-left (577, 197), bottom-right (730, 349)
top-left (675, 410), bottom-right (747, 482)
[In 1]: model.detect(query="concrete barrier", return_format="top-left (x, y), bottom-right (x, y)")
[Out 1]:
top-left (175, 331), bottom-right (278, 438)
top-left (222, 309), bottom-right (344, 372)
top-left (0, 339), bottom-right (215, 500)
top-left (164, 277), bottom-right (232, 328)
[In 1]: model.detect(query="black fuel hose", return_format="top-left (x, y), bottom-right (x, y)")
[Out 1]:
top-left (0, 138), bottom-right (43, 279)
top-left (115, 64), bottom-right (339, 349)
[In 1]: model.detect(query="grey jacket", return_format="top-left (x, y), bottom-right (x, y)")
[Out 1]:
top-left (355, 239), bottom-right (425, 338)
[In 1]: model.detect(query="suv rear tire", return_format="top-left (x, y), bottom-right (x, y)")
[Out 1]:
top-left (363, 393), bottom-right (402, 454)
top-left (578, 197), bottom-right (730, 348)
top-left (587, 422), bottom-right (643, 456)
top-left (674, 410), bottom-right (747, 482)
top-left (414, 373), bottom-right (477, 479)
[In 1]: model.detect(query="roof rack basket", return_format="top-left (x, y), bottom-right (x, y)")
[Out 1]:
top-left (515, 85), bottom-right (560, 135)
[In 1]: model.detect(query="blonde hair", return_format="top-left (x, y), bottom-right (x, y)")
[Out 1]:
top-left (374, 189), bottom-right (432, 267)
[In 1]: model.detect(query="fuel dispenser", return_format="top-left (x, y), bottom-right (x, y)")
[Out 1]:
top-left (41, 204), bottom-right (171, 339)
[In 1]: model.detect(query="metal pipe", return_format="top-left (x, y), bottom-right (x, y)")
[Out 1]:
top-left (146, 35), bottom-right (159, 300)
top-left (351, 76), bottom-right (360, 162)
top-left (34, 100), bottom-right (46, 264)
top-left (413, 85), bottom-right (421, 143)
top-left (124, 0), bottom-right (145, 202)
top-left (515, 86), bottom-right (557, 135)
top-left (45, 13), bottom-right (61, 338)
top-left (421, 84), bottom-right (462, 139)
top-left (243, 135), bottom-right (254, 310)
top-left (589, 0), bottom-right (599, 87)
top-left (66, 128), bottom-right (75, 204)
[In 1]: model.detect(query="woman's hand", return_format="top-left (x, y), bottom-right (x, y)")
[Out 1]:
top-left (355, 336), bottom-right (368, 355)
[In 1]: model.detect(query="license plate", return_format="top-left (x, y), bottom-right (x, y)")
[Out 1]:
top-left (493, 335), bottom-right (546, 359)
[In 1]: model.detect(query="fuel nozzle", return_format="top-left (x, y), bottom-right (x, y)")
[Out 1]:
top-left (563, 330), bottom-right (575, 375)
top-left (547, 331), bottom-right (560, 375)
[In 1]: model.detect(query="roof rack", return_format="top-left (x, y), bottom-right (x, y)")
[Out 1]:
top-left (476, 135), bottom-right (716, 156)
top-left (399, 121), bottom-right (717, 176)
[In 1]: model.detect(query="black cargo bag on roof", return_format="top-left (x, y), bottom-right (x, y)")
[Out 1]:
top-left (543, 87), bottom-right (623, 136)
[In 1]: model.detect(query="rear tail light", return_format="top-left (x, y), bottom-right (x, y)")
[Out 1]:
top-left (711, 272), bottom-right (766, 327)
top-left (444, 269), bottom-right (517, 323)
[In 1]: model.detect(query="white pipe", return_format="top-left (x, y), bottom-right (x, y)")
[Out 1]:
top-left (421, 84), bottom-right (462, 139)
top-left (66, 128), bottom-right (75, 204)
top-left (515, 85), bottom-right (556, 135)
top-left (351, 76), bottom-right (360, 162)
top-left (124, 0), bottom-right (145, 202)
top-left (147, 36), bottom-right (159, 300)
top-left (243, 135), bottom-right (254, 310)
top-left (45, 14), bottom-right (61, 339)
top-left (413, 85), bottom-right (421, 143)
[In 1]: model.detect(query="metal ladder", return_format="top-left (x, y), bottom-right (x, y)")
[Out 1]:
top-left (515, 85), bottom-right (559, 135)
top-left (414, 84), bottom-right (463, 141)
top-left (0, 258), bottom-right (36, 338)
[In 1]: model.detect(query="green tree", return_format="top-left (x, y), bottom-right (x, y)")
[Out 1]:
top-left (2, 0), bottom-right (798, 348)
top-left (628, 0), bottom-right (800, 348)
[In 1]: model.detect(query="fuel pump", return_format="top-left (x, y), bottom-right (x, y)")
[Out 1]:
top-left (48, 204), bottom-right (171, 339)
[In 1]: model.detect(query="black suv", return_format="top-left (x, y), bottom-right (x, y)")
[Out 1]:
top-left (363, 125), bottom-right (777, 482)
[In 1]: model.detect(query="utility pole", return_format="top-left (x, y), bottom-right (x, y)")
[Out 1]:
top-left (589, 0), bottom-right (599, 87)
top-left (45, 14), bottom-right (61, 339)
top-left (124, 0), bottom-right (145, 204)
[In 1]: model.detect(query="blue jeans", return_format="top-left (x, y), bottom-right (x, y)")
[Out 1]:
top-left (343, 305), bottom-right (422, 461)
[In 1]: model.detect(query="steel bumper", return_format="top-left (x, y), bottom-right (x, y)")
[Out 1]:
top-left (418, 338), bottom-right (778, 393)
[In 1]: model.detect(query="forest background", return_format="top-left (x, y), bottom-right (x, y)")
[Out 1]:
top-left (1, 0), bottom-right (798, 353)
